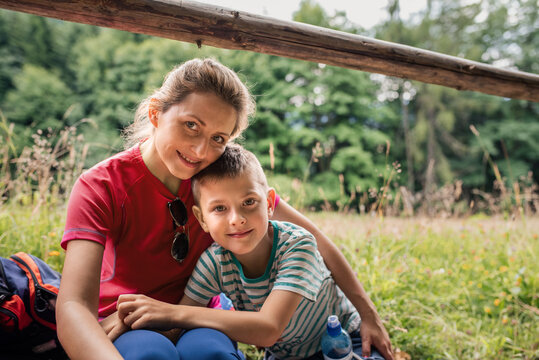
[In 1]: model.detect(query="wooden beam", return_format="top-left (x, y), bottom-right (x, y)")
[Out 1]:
top-left (1, 0), bottom-right (538, 102)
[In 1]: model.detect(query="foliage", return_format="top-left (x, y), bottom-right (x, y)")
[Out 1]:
top-left (0, 0), bottom-right (537, 211)
top-left (0, 3), bottom-right (537, 359)
top-left (374, 0), bottom-right (538, 202)
top-left (3, 64), bottom-right (76, 149)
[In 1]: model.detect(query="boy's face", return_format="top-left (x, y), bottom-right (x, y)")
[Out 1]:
top-left (193, 170), bottom-right (275, 257)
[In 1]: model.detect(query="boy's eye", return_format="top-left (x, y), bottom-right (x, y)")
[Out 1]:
top-left (243, 199), bottom-right (256, 206)
top-left (214, 205), bottom-right (226, 212)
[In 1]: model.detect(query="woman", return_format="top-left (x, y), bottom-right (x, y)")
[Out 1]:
top-left (56, 58), bottom-right (393, 360)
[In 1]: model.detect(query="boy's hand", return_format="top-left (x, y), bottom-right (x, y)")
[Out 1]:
top-left (117, 294), bottom-right (178, 331)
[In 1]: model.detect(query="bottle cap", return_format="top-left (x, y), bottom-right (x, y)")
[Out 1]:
top-left (327, 315), bottom-right (342, 336)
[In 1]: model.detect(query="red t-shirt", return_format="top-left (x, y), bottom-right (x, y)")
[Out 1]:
top-left (62, 145), bottom-right (213, 317)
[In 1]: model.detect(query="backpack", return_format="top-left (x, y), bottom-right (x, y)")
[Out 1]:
top-left (0, 252), bottom-right (67, 360)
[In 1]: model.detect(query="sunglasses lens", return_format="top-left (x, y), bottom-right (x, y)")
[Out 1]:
top-left (171, 232), bottom-right (189, 263)
top-left (168, 199), bottom-right (188, 226)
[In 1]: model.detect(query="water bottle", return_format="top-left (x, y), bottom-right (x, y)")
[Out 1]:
top-left (321, 315), bottom-right (353, 360)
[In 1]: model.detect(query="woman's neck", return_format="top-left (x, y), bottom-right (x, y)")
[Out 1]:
top-left (140, 139), bottom-right (181, 195)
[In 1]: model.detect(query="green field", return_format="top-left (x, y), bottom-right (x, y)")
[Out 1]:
top-left (1, 204), bottom-right (538, 359)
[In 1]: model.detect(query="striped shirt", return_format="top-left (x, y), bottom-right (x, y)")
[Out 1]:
top-left (185, 220), bottom-right (360, 359)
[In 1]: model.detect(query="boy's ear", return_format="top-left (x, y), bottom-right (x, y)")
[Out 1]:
top-left (192, 205), bottom-right (209, 233)
top-left (266, 188), bottom-right (276, 217)
top-left (148, 98), bottom-right (160, 127)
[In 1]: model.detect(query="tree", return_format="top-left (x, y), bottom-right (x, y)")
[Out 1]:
top-left (232, 2), bottom-right (396, 208)
top-left (375, 0), bottom-right (539, 200)
top-left (2, 64), bottom-right (74, 149)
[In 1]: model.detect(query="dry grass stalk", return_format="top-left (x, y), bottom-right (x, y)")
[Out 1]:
top-left (1, 122), bottom-right (88, 212)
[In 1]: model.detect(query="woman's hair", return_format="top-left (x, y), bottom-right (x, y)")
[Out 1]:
top-left (123, 58), bottom-right (255, 148)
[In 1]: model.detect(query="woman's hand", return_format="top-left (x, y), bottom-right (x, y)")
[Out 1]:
top-left (117, 294), bottom-right (178, 331)
top-left (107, 299), bottom-right (182, 342)
top-left (100, 311), bottom-right (131, 342)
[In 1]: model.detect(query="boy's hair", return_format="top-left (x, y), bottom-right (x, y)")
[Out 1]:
top-left (123, 58), bottom-right (255, 148)
top-left (192, 144), bottom-right (267, 204)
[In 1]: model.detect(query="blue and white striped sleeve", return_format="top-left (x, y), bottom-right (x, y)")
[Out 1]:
top-left (273, 229), bottom-right (326, 302)
top-left (184, 247), bottom-right (221, 305)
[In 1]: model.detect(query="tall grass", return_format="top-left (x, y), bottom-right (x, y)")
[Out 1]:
top-left (0, 114), bottom-right (87, 270)
top-left (2, 208), bottom-right (537, 359)
top-left (0, 113), bottom-right (88, 211)
top-left (310, 213), bottom-right (538, 360)
top-left (1, 121), bottom-right (538, 359)
top-left (0, 202), bottom-right (65, 271)
top-left (269, 132), bottom-right (539, 218)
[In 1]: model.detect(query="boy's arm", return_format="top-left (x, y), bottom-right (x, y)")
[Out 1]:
top-left (117, 290), bottom-right (302, 347)
top-left (271, 199), bottom-right (393, 360)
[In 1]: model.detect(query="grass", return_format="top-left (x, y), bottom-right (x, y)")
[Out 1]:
top-left (0, 201), bottom-right (66, 272)
top-left (1, 204), bottom-right (537, 359)
top-left (309, 213), bottom-right (539, 360)
top-left (1, 123), bottom-right (537, 359)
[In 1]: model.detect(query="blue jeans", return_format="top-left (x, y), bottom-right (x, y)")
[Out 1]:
top-left (114, 328), bottom-right (245, 360)
top-left (265, 330), bottom-right (386, 360)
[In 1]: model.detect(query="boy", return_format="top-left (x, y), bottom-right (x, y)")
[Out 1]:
top-left (117, 144), bottom-right (384, 359)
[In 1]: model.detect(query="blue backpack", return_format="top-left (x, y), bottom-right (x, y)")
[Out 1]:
top-left (0, 252), bottom-right (67, 359)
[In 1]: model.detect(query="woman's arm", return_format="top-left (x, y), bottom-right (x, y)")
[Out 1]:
top-left (118, 290), bottom-right (302, 347)
top-left (56, 240), bottom-right (124, 360)
top-left (271, 200), bottom-right (393, 360)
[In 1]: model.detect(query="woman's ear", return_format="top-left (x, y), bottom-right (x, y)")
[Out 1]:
top-left (266, 188), bottom-right (276, 217)
top-left (148, 98), bottom-right (160, 128)
top-left (192, 205), bottom-right (209, 233)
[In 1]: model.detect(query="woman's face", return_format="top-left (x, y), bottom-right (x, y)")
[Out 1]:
top-left (150, 92), bottom-right (237, 181)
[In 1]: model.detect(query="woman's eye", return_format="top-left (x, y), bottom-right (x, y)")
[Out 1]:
top-left (212, 135), bottom-right (225, 144)
top-left (186, 121), bottom-right (197, 130)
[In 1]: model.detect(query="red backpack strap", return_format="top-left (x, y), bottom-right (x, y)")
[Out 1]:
top-left (10, 253), bottom-right (58, 330)
top-left (1, 257), bottom-right (34, 332)
top-left (0, 295), bottom-right (33, 331)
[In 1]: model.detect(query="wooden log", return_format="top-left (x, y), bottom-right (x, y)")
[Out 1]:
top-left (0, 0), bottom-right (538, 101)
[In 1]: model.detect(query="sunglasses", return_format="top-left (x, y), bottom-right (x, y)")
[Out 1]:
top-left (168, 198), bottom-right (189, 263)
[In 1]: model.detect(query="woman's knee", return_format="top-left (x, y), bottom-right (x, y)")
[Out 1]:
top-left (176, 328), bottom-right (244, 360)
top-left (114, 329), bottom-right (178, 360)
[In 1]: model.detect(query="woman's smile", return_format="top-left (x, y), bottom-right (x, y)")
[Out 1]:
top-left (176, 150), bottom-right (200, 168)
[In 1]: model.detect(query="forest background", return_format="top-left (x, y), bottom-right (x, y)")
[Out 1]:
top-left (1, 0), bottom-right (537, 216)
top-left (0, 0), bottom-right (538, 359)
